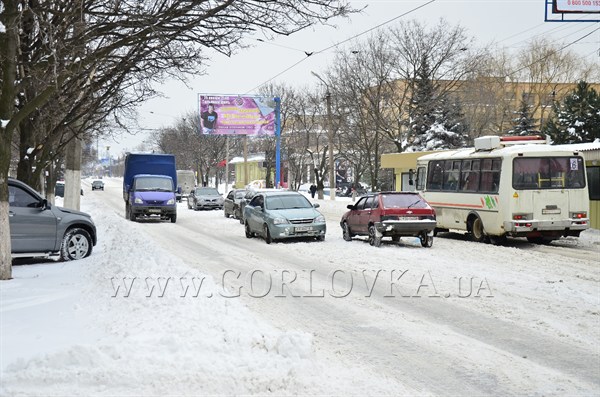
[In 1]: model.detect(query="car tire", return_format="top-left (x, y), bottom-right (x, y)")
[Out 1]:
top-left (316, 235), bottom-right (325, 242)
top-left (264, 224), bottom-right (273, 244)
top-left (470, 216), bottom-right (485, 243)
top-left (368, 225), bottom-right (382, 247)
top-left (342, 222), bottom-right (353, 242)
top-left (171, 215), bottom-right (177, 223)
top-left (60, 227), bottom-right (93, 261)
top-left (419, 232), bottom-right (433, 248)
top-left (245, 222), bottom-right (253, 238)
top-left (391, 236), bottom-right (400, 243)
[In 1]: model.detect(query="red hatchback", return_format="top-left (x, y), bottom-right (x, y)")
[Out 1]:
top-left (340, 192), bottom-right (437, 247)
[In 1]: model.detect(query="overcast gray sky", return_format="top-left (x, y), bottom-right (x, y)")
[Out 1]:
top-left (101, 0), bottom-right (599, 156)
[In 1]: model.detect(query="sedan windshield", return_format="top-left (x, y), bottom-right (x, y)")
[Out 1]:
top-left (196, 188), bottom-right (220, 196)
top-left (381, 194), bottom-right (429, 209)
top-left (266, 195), bottom-right (312, 210)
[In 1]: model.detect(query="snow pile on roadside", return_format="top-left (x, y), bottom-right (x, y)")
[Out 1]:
top-left (1, 195), bottom-right (410, 396)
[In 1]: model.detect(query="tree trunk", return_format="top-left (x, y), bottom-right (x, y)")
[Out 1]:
top-left (0, 0), bottom-right (19, 280)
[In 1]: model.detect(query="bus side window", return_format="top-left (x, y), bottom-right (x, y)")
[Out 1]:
top-left (480, 158), bottom-right (501, 193)
top-left (427, 161), bottom-right (443, 191)
top-left (442, 160), bottom-right (460, 191)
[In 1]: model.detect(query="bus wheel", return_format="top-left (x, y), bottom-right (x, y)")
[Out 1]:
top-left (470, 217), bottom-right (485, 243)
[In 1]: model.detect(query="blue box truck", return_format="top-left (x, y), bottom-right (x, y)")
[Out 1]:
top-left (123, 153), bottom-right (178, 223)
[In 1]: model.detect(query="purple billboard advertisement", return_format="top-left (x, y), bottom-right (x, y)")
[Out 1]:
top-left (198, 94), bottom-right (277, 135)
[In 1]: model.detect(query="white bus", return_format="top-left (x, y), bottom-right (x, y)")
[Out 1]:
top-left (415, 135), bottom-right (590, 244)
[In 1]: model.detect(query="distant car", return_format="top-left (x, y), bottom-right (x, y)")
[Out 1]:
top-left (243, 191), bottom-right (326, 244)
top-left (55, 181), bottom-right (84, 197)
top-left (91, 180), bottom-right (104, 191)
top-left (187, 187), bottom-right (224, 210)
top-left (223, 189), bottom-right (248, 219)
top-left (238, 188), bottom-right (279, 224)
top-left (8, 178), bottom-right (97, 260)
top-left (340, 192), bottom-right (436, 247)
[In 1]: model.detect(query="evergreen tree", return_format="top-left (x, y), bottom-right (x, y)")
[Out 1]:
top-left (406, 55), bottom-right (436, 150)
top-left (422, 96), bottom-right (470, 150)
top-left (544, 81), bottom-right (600, 144)
top-left (405, 54), bottom-right (470, 152)
top-left (508, 96), bottom-right (539, 136)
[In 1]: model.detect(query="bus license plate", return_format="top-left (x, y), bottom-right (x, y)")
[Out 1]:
top-left (542, 209), bottom-right (561, 214)
top-left (295, 226), bottom-right (313, 232)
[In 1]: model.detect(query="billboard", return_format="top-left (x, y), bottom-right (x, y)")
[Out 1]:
top-left (553, 0), bottom-right (600, 13)
top-left (198, 94), bottom-right (277, 135)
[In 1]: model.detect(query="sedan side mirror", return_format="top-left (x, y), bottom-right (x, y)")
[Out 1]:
top-left (41, 199), bottom-right (50, 210)
top-left (313, 203), bottom-right (320, 208)
top-left (346, 204), bottom-right (355, 210)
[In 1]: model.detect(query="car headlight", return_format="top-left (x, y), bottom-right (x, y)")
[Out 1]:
top-left (134, 197), bottom-right (143, 204)
top-left (273, 217), bottom-right (288, 225)
top-left (167, 198), bottom-right (175, 205)
top-left (314, 215), bottom-right (326, 223)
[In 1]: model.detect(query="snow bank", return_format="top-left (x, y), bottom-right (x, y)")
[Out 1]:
top-left (0, 188), bottom-right (409, 396)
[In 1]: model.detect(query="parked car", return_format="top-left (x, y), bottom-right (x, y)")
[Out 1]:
top-left (340, 192), bottom-right (436, 247)
top-left (238, 188), bottom-right (278, 224)
top-left (91, 180), bottom-right (104, 191)
top-left (8, 178), bottom-right (97, 260)
top-left (188, 187), bottom-right (224, 210)
top-left (55, 181), bottom-right (84, 197)
top-left (223, 189), bottom-right (248, 219)
top-left (243, 191), bottom-right (326, 244)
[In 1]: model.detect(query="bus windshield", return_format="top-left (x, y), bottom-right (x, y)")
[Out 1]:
top-left (512, 157), bottom-right (585, 190)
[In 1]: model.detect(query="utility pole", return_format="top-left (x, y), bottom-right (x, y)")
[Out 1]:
top-left (325, 91), bottom-right (335, 201)
top-left (312, 71), bottom-right (335, 200)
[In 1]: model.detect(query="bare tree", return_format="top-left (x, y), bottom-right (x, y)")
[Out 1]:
top-left (0, 0), bottom-right (357, 279)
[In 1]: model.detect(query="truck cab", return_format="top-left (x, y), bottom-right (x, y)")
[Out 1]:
top-left (123, 153), bottom-right (178, 223)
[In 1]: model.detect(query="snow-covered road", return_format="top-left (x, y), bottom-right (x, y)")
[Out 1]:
top-left (2, 177), bottom-right (599, 396)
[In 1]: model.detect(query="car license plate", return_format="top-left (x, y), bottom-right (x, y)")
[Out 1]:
top-left (295, 226), bottom-right (313, 232)
top-left (148, 209), bottom-right (161, 213)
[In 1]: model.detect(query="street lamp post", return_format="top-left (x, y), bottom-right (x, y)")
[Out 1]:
top-left (311, 71), bottom-right (335, 201)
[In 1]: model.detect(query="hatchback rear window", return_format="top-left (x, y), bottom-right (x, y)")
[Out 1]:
top-left (381, 194), bottom-right (428, 209)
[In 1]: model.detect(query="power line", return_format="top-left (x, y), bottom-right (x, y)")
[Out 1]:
top-left (244, 0), bottom-right (437, 94)
top-left (507, 27), bottom-right (600, 79)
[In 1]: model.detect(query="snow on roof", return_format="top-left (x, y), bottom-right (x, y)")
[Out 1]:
top-left (552, 140), bottom-right (600, 152)
top-left (229, 154), bottom-right (265, 164)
